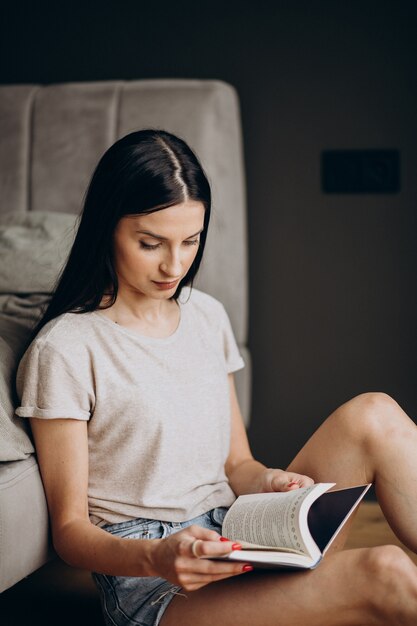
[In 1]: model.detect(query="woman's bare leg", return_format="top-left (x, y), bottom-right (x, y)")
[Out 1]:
top-left (162, 392), bottom-right (417, 625)
top-left (287, 392), bottom-right (417, 552)
top-left (162, 545), bottom-right (417, 626)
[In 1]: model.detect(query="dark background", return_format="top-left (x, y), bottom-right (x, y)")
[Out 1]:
top-left (1, 0), bottom-right (416, 468)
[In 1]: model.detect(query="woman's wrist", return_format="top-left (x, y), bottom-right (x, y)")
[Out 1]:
top-left (261, 468), bottom-right (285, 492)
top-left (261, 468), bottom-right (315, 492)
top-left (121, 537), bottom-right (162, 578)
top-left (227, 459), bottom-right (272, 495)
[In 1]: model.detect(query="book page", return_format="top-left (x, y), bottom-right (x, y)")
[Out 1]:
top-left (222, 487), bottom-right (317, 555)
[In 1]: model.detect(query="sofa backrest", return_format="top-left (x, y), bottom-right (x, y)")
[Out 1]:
top-left (0, 79), bottom-right (250, 422)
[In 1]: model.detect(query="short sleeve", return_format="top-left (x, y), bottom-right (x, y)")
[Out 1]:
top-left (219, 305), bottom-right (245, 374)
top-left (15, 339), bottom-right (94, 421)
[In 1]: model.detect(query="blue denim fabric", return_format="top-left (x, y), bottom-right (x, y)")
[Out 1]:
top-left (92, 507), bottom-right (228, 626)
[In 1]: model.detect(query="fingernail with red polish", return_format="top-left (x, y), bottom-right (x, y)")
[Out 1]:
top-left (242, 565), bottom-right (253, 572)
top-left (232, 543), bottom-right (242, 550)
top-left (220, 536), bottom-right (231, 542)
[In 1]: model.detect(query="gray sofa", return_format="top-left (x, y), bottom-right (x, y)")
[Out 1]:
top-left (0, 79), bottom-right (250, 592)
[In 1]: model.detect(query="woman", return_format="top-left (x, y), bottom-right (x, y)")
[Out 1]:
top-left (16, 129), bottom-right (417, 625)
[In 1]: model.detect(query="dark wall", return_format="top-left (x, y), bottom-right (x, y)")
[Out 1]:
top-left (2, 1), bottom-right (417, 468)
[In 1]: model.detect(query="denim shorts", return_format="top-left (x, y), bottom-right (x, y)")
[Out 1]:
top-left (92, 507), bottom-right (228, 626)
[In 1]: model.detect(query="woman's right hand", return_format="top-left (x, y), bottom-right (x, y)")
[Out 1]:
top-left (147, 524), bottom-right (252, 591)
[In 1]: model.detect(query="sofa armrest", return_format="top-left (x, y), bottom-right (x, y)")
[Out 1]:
top-left (0, 456), bottom-right (55, 592)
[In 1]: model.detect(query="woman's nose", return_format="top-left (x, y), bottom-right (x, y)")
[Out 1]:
top-left (160, 250), bottom-right (182, 277)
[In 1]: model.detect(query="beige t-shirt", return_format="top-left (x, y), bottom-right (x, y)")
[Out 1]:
top-left (16, 288), bottom-right (244, 526)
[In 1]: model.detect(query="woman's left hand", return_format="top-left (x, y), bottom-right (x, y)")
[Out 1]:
top-left (260, 468), bottom-right (314, 493)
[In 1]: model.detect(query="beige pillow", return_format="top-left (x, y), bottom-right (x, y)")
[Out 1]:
top-left (0, 211), bottom-right (78, 460)
top-left (0, 211), bottom-right (78, 293)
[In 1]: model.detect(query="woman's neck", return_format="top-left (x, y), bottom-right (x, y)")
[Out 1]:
top-left (98, 293), bottom-right (180, 338)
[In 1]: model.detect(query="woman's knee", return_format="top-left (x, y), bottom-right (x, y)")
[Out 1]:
top-left (360, 545), bottom-right (417, 621)
top-left (347, 392), bottom-right (400, 415)
top-left (364, 543), bottom-right (411, 576)
top-left (331, 392), bottom-right (404, 445)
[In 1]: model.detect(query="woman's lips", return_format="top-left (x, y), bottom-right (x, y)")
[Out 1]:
top-left (152, 279), bottom-right (179, 290)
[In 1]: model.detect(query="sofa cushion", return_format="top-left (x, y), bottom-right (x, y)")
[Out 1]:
top-left (0, 456), bottom-right (54, 592)
top-left (0, 211), bottom-right (77, 294)
top-left (0, 211), bottom-right (77, 461)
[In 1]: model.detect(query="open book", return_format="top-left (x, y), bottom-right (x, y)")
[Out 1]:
top-left (216, 483), bottom-right (371, 569)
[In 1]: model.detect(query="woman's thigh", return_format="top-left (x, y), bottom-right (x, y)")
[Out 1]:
top-left (284, 394), bottom-right (377, 551)
top-left (285, 394), bottom-right (376, 486)
top-left (161, 545), bottom-right (417, 626)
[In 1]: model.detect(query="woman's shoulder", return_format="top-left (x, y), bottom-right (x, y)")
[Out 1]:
top-left (29, 311), bottom-right (96, 353)
top-left (16, 313), bottom-right (99, 402)
top-left (180, 288), bottom-right (229, 330)
top-left (180, 287), bottom-right (225, 315)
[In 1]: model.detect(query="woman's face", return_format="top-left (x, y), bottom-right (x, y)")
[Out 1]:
top-left (113, 200), bottom-right (205, 300)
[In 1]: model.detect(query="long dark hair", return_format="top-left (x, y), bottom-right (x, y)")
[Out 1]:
top-left (33, 129), bottom-right (211, 336)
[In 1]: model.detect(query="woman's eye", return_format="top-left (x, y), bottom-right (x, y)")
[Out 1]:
top-left (139, 239), bottom-right (199, 250)
top-left (140, 242), bottom-right (161, 250)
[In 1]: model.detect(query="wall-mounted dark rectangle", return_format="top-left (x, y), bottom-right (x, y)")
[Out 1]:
top-left (321, 150), bottom-right (400, 193)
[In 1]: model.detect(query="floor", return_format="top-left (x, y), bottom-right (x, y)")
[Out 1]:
top-left (1, 502), bottom-right (416, 626)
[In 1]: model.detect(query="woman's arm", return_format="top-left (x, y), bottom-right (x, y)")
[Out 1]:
top-left (30, 417), bottom-right (248, 589)
top-left (224, 374), bottom-right (314, 494)
top-left (29, 417), bottom-right (156, 576)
